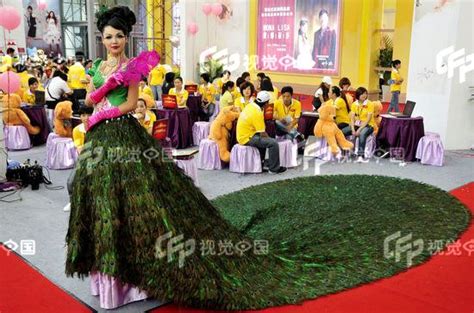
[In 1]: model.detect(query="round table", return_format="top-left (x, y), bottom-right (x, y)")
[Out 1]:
top-left (297, 114), bottom-right (319, 138)
top-left (21, 106), bottom-right (51, 146)
top-left (186, 95), bottom-right (201, 125)
top-left (157, 108), bottom-right (193, 149)
top-left (376, 115), bottom-right (425, 162)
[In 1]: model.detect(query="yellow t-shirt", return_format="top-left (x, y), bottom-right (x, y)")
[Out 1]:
top-left (73, 123), bottom-right (86, 150)
top-left (138, 111), bottom-right (157, 134)
top-left (351, 100), bottom-right (376, 128)
top-left (198, 83), bottom-right (216, 103)
top-left (390, 68), bottom-right (402, 92)
top-left (149, 65), bottom-right (166, 86)
top-left (68, 63), bottom-right (87, 89)
top-left (140, 85), bottom-right (154, 98)
top-left (169, 88), bottom-right (189, 107)
top-left (273, 86), bottom-right (280, 97)
top-left (19, 72), bottom-right (33, 91)
top-left (268, 91), bottom-right (277, 104)
top-left (273, 98), bottom-right (302, 128)
top-left (219, 90), bottom-right (234, 109)
top-left (326, 97), bottom-right (350, 125)
top-left (232, 88), bottom-right (241, 100)
top-left (23, 90), bottom-right (35, 105)
top-left (0, 55), bottom-right (12, 72)
top-left (237, 102), bottom-right (265, 145)
top-left (234, 96), bottom-right (254, 111)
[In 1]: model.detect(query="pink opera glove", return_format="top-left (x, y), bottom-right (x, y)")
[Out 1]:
top-left (86, 107), bottom-right (123, 131)
top-left (89, 72), bottom-right (125, 104)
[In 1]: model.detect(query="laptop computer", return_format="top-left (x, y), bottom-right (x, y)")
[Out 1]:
top-left (34, 90), bottom-right (46, 106)
top-left (389, 100), bottom-right (416, 118)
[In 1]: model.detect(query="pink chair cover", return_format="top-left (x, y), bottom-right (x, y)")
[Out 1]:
top-left (192, 122), bottom-right (210, 146)
top-left (277, 139), bottom-right (298, 168)
top-left (175, 157), bottom-right (199, 185)
top-left (305, 136), bottom-right (342, 161)
top-left (90, 272), bottom-right (147, 310)
top-left (229, 144), bottom-right (262, 174)
top-left (4, 126), bottom-right (31, 150)
top-left (46, 133), bottom-right (78, 170)
top-left (198, 139), bottom-right (222, 170)
top-left (416, 133), bottom-right (444, 166)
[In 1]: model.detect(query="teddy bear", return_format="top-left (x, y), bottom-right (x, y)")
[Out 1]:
top-left (209, 106), bottom-right (240, 162)
top-left (54, 101), bottom-right (73, 137)
top-left (372, 100), bottom-right (383, 135)
top-left (2, 93), bottom-right (40, 134)
top-left (314, 105), bottom-right (353, 155)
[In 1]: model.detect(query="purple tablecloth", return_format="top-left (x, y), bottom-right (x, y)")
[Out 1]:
top-left (21, 106), bottom-right (51, 146)
top-left (157, 108), bottom-right (193, 149)
top-left (297, 115), bottom-right (318, 138)
top-left (187, 95), bottom-right (201, 125)
top-left (376, 116), bottom-right (425, 161)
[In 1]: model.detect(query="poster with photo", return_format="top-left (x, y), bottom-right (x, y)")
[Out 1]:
top-left (23, 0), bottom-right (62, 56)
top-left (257, 0), bottom-right (341, 75)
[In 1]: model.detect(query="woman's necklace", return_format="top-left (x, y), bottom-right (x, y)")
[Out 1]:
top-left (100, 53), bottom-right (127, 78)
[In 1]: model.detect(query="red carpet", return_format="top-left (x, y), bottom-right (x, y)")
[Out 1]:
top-left (149, 182), bottom-right (474, 313)
top-left (0, 246), bottom-right (95, 313)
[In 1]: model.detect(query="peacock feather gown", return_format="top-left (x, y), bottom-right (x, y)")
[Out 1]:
top-left (66, 59), bottom-right (322, 310)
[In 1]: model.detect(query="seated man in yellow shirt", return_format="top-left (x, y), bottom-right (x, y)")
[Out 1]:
top-left (72, 106), bottom-right (93, 153)
top-left (68, 57), bottom-right (88, 90)
top-left (134, 97), bottom-right (157, 135)
top-left (341, 87), bottom-right (375, 163)
top-left (273, 86), bottom-right (304, 141)
top-left (198, 73), bottom-right (216, 121)
top-left (23, 77), bottom-right (39, 105)
top-left (139, 78), bottom-right (154, 99)
top-left (237, 91), bottom-right (286, 174)
top-left (169, 77), bottom-right (189, 108)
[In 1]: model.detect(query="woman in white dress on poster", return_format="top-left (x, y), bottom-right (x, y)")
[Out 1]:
top-left (43, 11), bottom-right (61, 55)
top-left (295, 18), bottom-right (315, 70)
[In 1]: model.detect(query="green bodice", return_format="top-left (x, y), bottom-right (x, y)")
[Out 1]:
top-left (89, 58), bottom-right (128, 106)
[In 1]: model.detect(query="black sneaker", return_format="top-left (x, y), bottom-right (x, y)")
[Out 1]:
top-left (269, 167), bottom-right (287, 174)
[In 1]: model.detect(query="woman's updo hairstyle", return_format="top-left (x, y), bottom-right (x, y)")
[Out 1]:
top-left (97, 6), bottom-right (136, 36)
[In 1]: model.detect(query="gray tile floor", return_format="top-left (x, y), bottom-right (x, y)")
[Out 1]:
top-left (1, 145), bottom-right (473, 312)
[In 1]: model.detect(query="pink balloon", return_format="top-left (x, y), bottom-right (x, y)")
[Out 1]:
top-left (202, 3), bottom-right (212, 16)
top-left (187, 23), bottom-right (199, 35)
top-left (38, 1), bottom-right (47, 10)
top-left (0, 6), bottom-right (21, 31)
top-left (0, 71), bottom-right (21, 94)
top-left (212, 3), bottom-right (223, 16)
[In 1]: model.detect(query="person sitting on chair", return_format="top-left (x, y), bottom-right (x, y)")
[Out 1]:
top-left (237, 91), bottom-right (286, 174)
top-left (23, 77), bottom-right (39, 105)
top-left (273, 86), bottom-right (304, 141)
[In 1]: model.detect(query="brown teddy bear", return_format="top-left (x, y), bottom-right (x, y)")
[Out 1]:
top-left (372, 100), bottom-right (383, 135)
top-left (209, 106), bottom-right (240, 162)
top-left (314, 105), bottom-right (353, 155)
top-left (54, 101), bottom-right (73, 137)
top-left (2, 93), bottom-right (40, 134)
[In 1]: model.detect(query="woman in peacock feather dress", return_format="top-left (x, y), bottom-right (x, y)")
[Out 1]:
top-left (66, 6), bottom-right (323, 311)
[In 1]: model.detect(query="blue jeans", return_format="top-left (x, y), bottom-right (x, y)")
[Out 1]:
top-left (388, 91), bottom-right (400, 112)
top-left (341, 125), bottom-right (374, 156)
top-left (151, 85), bottom-right (163, 101)
top-left (246, 134), bottom-right (280, 172)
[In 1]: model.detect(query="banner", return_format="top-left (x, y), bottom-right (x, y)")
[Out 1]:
top-left (257, 0), bottom-right (341, 75)
top-left (23, 0), bottom-right (63, 57)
